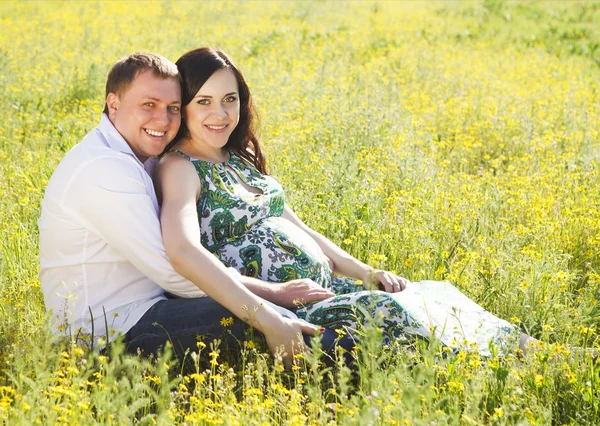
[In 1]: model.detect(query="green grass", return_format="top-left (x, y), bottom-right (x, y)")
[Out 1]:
top-left (1, 0), bottom-right (600, 424)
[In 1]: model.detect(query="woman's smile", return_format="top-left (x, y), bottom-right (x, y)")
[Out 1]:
top-left (205, 124), bottom-right (229, 133)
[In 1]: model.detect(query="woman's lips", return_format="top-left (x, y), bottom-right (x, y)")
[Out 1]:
top-left (205, 124), bottom-right (229, 133)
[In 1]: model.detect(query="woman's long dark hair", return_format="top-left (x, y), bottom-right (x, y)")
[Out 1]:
top-left (163, 47), bottom-right (267, 174)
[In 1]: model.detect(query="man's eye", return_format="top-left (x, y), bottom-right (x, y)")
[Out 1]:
top-left (168, 106), bottom-right (180, 113)
top-left (144, 102), bottom-right (154, 107)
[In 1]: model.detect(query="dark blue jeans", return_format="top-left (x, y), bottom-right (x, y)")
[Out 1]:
top-left (123, 296), bottom-right (356, 366)
top-left (123, 296), bottom-right (257, 359)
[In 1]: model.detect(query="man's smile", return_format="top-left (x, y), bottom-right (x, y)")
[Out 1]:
top-left (144, 128), bottom-right (166, 137)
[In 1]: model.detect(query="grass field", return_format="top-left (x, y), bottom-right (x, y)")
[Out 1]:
top-left (1, 0), bottom-right (600, 424)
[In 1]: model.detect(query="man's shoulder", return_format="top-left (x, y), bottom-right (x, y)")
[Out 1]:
top-left (46, 127), bottom-right (147, 196)
top-left (69, 128), bottom-right (137, 168)
top-left (62, 128), bottom-right (143, 173)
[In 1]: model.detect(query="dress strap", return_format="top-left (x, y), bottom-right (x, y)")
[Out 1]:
top-left (169, 149), bottom-right (192, 161)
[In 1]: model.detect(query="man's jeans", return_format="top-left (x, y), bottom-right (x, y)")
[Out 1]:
top-left (122, 295), bottom-right (297, 359)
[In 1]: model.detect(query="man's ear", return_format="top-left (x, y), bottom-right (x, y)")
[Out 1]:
top-left (106, 93), bottom-right (120, 121)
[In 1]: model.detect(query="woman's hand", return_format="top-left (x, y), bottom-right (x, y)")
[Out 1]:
top-left (260, 315), bottom-right (319, 369)
top-left (274, 278), bottom-right (335, 308)
top-left (361, 269), bottom-right (409, 293)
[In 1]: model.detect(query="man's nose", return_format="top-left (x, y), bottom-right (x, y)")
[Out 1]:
top-left (154, 107), bottom-right (170, 125)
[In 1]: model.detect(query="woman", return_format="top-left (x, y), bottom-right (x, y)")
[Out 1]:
top-left (156, 47), bottom-right (530, 357)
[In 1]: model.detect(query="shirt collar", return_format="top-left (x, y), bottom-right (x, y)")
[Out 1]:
top-left (97, 113), bottom-right (144, 166)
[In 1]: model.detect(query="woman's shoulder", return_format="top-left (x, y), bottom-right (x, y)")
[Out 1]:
top-left (154, 152), bottom-right (203, 201)
top-left (162, 149), bottom-right (193, 163)
top-left (156, 151), bottom-right (198, 179)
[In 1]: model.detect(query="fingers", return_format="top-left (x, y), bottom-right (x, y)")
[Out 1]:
top-left (376, 271), bottom-right (406, 293)
top-left (298, 334), bottom-right (313, 357)
top-left (390, 274), bottom-right (407, 292)
top-left (377, 272), bottom-right (395, 293)
top-left (306, 288), bottom-right (335, 296)
top-left (273, 326), bottom-right (314, 369)
top-left (305, 289), bottom-right (335, 301)
top-left (387, 274), bottom-right (401, 293)
top-left (274, 342), bottom-right (294, 370)
top-left (298, 319), bottom-right (320, 336)
top-left (286, 280), bottom-right (335, 306)
top-left (288, 278), bottom-right (318, 287)
top-left (282, 357), bottom-right (292, 369)
top-left (281, 342), bottom-right (311, 369)
top-left (289, 333), bottom-right (313, 368)
top-left (398, 276), bottom-right (410, 290)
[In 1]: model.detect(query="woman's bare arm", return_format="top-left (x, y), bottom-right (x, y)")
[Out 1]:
top-left (282, 205), bottom-right (408, 293)
top-left (156, 154), bottom-right (317, 366)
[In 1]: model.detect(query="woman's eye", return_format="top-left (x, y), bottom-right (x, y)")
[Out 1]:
top-left (225, 96), bottom-right (237, 103)
top-left (197, 99), bottom-right (210, 105)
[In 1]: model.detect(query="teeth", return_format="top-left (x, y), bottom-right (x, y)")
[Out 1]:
top-left (206, 125), bottom-right (227, 130)
top-left (145, 129), bottom-right (166, 137)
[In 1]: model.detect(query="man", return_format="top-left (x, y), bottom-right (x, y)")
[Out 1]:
top-left (39, 53), bottom-right (332, 366)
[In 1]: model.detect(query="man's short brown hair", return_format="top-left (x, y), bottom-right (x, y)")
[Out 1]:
top-left (103, 52), bottom-right (180, 114)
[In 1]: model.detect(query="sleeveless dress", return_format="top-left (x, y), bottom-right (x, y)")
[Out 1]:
top-left (170, 150), bottom-right (519, 356)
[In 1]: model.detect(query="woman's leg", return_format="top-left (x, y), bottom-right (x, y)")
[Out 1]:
top-left (303, 278), bottom-right (523, 356)
top-left (296, 277), bottom-right (431, 346)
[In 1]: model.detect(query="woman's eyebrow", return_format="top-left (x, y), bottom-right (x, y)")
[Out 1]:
top-left (193, 92), bottom-right (238, 99)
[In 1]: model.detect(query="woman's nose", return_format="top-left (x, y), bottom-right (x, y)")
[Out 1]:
top-left (212, 103), bottom-right (228, 118)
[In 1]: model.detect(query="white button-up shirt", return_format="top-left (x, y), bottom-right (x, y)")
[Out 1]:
top-left (39, 114), bottom-right (205, 343)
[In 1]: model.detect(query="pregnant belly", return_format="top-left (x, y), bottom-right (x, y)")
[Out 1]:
top-left (213, 216), bottom-right (333, 288)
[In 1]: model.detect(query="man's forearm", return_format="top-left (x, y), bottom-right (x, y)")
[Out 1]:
top-left (235, 274), bottom-right (335, 309)
top-left (236, 274), bottom-right (283, 304)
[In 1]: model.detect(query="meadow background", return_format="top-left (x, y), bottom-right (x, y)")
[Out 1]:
top-left (1, 0), bottom-right (600, 424)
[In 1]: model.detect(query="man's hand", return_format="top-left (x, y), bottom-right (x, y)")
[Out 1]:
top-left (273, 278), bottom-right (335, 308)
top-left (235, 274), bottom-right (335, 308)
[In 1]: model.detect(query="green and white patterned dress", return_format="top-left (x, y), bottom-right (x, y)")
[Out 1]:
top-left (170, 150), bottom-right (519, 356)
